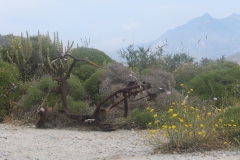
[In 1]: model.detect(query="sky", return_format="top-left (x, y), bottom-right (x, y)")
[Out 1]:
top-left (1, 0), bottom-right (240, 59)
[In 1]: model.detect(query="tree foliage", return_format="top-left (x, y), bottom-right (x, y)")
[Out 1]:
top-left (118, 44), bottom-right (194, 73)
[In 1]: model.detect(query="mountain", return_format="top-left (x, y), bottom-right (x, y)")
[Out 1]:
top-left (138, 13), bottom-right (240, 61)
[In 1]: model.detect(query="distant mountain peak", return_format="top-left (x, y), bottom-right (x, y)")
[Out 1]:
top-left (224, 13), bottom-right (240, 20)
top-left (201, 13), bottom-right (213, 19)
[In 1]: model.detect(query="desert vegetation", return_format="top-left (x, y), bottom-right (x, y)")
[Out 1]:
top-left (0, 31), bottom-right (240, 153)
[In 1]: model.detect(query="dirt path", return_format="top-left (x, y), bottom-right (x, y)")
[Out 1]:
top-left (0, 123), bottom-right (240, 160)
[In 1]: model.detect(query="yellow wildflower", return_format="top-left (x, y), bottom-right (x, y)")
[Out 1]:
top-left (224, 141), bottom-right (228, 145)
top-left (198, 131), bottom-right (203, 135)
top-left (180, 84), bottom-right (184, 87)
top-left (218, 108), bottom-right (222, 112)
top-left (181, 102), bottom-right (185, 106)
top-left (153, 114), bottom-right (157, 118)
top-left (184, 124), bottom-right (189, 127)
top-left (174, 129), bottom-right (178, 132)
top-left (208, 112), bottom-right (211, 115)
top-left (178, 118), bottom-right (184, 123)
top-left (195, 108), bottom-right (199, 111)
top-left (231, 120), bottom-right (234, 122)
top-left (150, 130), bottom-right (156, 133)
top-left (146, 107), bottom-right (150, 110)
top-left (172, 102), bottom-right (176, 105)
top-left (215, 124), bottom-right (218, 127)
top-left (150, 109), bottom-right (154, 112)
top-left (228, 124), bottom-right (232, 127)
top-left (189, 124), bottom-right (193, 127)
top-left (162, 125), bottom-right (168, 129)
top-left (154, 120), bottom-right (159, 124)
top-left (200, 124), bottom-right (204, 127)
top-left (168, 109), bottom-right (173, 112)
top-left (189, 132), bottom-right (193, 136)
top-left (172, 113), bottom-right (178, 117)
top-left (219, 118), bottom-right (223, 123)
top-left (233, 124), bottom-right (237, 127)
top-left (163, 133), bottom-right (167, 137)
top-left (148, 122), bottom-right (152, 126)
top-left (197, 115), bottom-right (200, 120)
top-left (171, 125), bottom-right (176, 129)
top-left (190, 88), bottom-right (193, 92)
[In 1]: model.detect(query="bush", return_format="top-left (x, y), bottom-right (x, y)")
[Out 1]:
top-left (24, 77), bottom-right (59, 110)
top-left (187, 61), bottom-right (240, 107)
top-left (84, 68), bottom-right (107, 99)
top-left (147, 100), bottom-right (225, 152)
top-left (70, 47), bottom-right (113, 66)
top-left (213, 105), bottom-right (240, 145)
top-left (128, 108), bottom-right (156, 128)
top-left (23, 87), bottom-right (43, 110)
top-left (173, 65), bottom-right (202, 90)
top-left (72, 64), bottom-right (97, 81)
top-left (0, 60), bottom-right (28, 117)
top-left (66, 96), bottom-right (89, 114)
top-left (67, 75), bottom-right (85, 101)
top-left (36, 77), bottom-right (57, 94)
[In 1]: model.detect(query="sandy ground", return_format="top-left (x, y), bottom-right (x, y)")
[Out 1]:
top-left (1, 123), bottom-right (240, 160)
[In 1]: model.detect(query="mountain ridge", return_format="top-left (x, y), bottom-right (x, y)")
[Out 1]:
top-left (119, 13), bottom-right (240, 62)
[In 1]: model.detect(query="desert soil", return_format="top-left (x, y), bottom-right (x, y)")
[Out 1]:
top-left (1, 123), bottom-right (240, 160)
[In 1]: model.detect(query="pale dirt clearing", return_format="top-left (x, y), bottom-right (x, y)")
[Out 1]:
top-left (0, 123), bottom-right (240, 160)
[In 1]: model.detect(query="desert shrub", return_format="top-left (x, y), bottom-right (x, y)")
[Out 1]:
top-left (141, 68), bottom-right (153, 75)
top-left (0, 59), bottom-right (29, 117)
top-left (70, 47), bottom-right (113, 66)
top-left (36, 77), bottom-right (57, 94)
top-left (147, 99), bottom-right (225, 152)
top-left (67, 75), bottom-right (85, 101)
top-left (84, 68), bottom-right (107, 99)
top-left (72, 64), bottom-right (97, 81)
top-left (187, 65), bottom-right (240, 107)
top-left (128, 108), bottom-right (156, 128)
top-left (23, 87), bottom-right (43, 110)
top-left (213, 105), bottom-right (240, 145)
top-left (24, 75), bottom-right (86, 110)
top-left (66, 96), bottom-right (90, 114)
top-left (24, 77), bottom-right (59, 110)
top-left (173, 65), bottom-right (202, 90)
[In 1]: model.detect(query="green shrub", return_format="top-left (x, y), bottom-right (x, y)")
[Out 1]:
top-left (24, 77), bottom-right (58, 110)
top-left (23, 87), bottom-right (43, 110)
top-left (70, 47), bottom-right (113, 66)
top-left (173, 65), bottom-right (202, 90)
top-left (67, 75), bottom-right (85, 101)
top-left (36, 77), bottom-right (57, 94)
top-left (141, 68), bottom-right (153, 75)
top-left (214, 106), bottom-right (240, 145)
top-left (66, 96), bottom-right (89, 114)
top-left (84, 68), bottom-right (107, 98)
top-left (0, 60), bottom-right (28, 116)
top-left (187, 61), bottom-right (240, 107)
top-left (72, 64), bottom-right (97, 81)
top-left (128, 108), bottom-right (156, 128)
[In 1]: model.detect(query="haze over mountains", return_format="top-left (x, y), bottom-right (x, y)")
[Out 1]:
top-left (112, 13), bottom-right (240, 62)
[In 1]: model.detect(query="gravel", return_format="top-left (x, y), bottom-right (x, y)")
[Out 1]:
top-left (0, 123), bottom-right (240, 160)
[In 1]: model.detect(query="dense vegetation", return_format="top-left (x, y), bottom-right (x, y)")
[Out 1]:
top-left (0, 32), bottom-right (240, 153)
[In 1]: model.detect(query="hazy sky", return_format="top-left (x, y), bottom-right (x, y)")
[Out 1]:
top-left (1, 0), bottom-right (240, 58)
